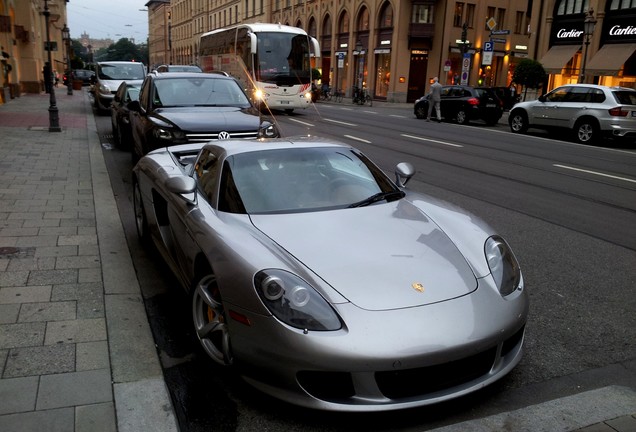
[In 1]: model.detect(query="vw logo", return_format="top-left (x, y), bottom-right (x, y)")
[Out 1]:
top-left (218, 131), bottom-right (231, 140)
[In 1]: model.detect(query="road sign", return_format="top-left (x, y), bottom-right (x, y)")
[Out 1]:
top-left (491, 38), bottom-right (507, 44)
top-left (486, 17), bottom-right (497, 31)
top-left (482, 41), bottom-right (494, 66)
top-left (461, 53), bottom-right (470, 85)
top-left (491, 29), bottom-right (510, 35)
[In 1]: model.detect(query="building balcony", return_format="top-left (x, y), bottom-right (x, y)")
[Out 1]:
top-left (409, 23), bottom-right (434, 38)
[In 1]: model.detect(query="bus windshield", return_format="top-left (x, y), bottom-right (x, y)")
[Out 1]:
top-left (256, 33), bottom-right (311, 85)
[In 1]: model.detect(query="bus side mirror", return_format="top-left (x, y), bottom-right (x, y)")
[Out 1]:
top-left (310, 37), bottom-right (321, 58)
top-left (249, 32), bottom-right (257, 54)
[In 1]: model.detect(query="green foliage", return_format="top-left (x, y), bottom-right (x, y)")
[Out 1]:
top-left (311, 67), bottom-right (322, 81)
top-left (93, 38), bottom-right (147, 64)
top-left (512, 59), bottom-right (547, 89)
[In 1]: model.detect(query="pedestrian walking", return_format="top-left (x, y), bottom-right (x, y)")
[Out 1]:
top-left (427, 77), bottom-right (442, 122)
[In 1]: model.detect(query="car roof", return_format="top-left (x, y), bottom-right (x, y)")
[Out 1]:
top-left (150, 72), bottom-right (229, 80)
top-left (201, 136), bottom-right (353, 157)
top-left (556, 83), bottom-right (636, 92)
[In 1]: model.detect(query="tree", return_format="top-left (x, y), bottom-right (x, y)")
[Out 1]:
top-left (512, 59), bottom-right (548, 100)
top-left (311, 67), bottom-right (321, 81)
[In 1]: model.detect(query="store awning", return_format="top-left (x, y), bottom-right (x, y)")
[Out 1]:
top-left (539, 45), bottom-right (580, 73)
top-left (585, 43), bottom-right (636, 76)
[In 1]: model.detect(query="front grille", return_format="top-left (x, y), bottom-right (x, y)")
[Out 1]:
top-left (297, 371), bottom-right (356, 400)
top-left (185, 131), bottom-right (259, 142)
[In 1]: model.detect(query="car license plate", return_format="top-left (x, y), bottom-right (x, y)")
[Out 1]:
top-left (486, 104), bottom-right (496, 108)
top-left (281, 101), bottom-right (290, 104)
top-left (632, 111), bottom-right (636, 117)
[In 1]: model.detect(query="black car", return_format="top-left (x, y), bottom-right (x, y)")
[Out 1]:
top-left (62, 69), bottom-right (95, 87)
top-left (414, 85), bottom-right (503, 125)
top-left (128, 72), bottom-right (279, 162)
top-left (110, 80), bottom-right (143, 149)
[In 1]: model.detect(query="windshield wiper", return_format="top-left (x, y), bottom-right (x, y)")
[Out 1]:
top-left (348, 190), bottom-right (405, 208)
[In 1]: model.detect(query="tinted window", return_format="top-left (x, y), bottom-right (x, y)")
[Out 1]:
top-left (565, 87), bottom-right (590, 102)
top-left (612, 90), bottom-right (636, 105)
top-left (546, 87), bottom-right (569, 102)
top-left (153, 77), bottom-right (250, 107)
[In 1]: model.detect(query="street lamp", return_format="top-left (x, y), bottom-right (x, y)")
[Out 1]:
top-left (579, 9), bottom-right (597, 83)
top-left (62, 24), bottom-right (72, 95)
top-left (355, 40), bottom-right (364, 91)
top-left (43, 0), bottom-right (61, 132)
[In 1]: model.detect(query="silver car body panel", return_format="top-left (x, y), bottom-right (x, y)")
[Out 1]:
top-left (133, 138), bottom-right (529, 412)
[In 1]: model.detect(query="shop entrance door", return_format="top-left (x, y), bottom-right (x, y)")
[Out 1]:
top-left (407, 51), bottom-right (428, 103)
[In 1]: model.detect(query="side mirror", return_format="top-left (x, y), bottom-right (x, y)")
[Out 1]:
top-left (165, 176), bottom-right (197, 205)
top-left (538, 95), bottom-right (547, 102)
top-left (395, 162), bottom-right (415, 188)
top-left (127, 99), bottom-right (142, 112)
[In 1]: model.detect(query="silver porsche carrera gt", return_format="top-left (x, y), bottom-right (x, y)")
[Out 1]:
top-left (132, 136), bottom-right (529, 412)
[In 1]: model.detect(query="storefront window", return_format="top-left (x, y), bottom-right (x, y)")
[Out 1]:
top-left (375, 53), bottom-right (391, 98)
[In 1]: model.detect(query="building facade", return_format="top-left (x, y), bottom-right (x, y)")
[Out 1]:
top-left (0, 0), bottom-right (71, 103)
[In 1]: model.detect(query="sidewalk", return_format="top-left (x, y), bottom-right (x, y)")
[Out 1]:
top-left (1, 90), bottom-right (635, 432)
top-left (0, 89), bottom-right (177, 432)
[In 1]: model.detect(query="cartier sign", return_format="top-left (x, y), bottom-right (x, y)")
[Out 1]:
top-left (609, 25), bottom-right (636, 36)
top-left (557, 29), bottom-right (583, 38)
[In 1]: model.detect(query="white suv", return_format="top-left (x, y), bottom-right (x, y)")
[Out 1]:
top-left (509, 84), bottom-right (636, 144)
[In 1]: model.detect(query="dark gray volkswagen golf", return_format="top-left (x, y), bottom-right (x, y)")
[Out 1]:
top-left (129, 72), bottom-right (279, 162)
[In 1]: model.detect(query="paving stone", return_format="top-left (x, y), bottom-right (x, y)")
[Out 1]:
top-left (6, 257), bottom-right (56, 271)
top-left (76, 402), bottom-right (117, 432)
top-left (36, 369), bottom-right (112, 410)
top-left (58, 234), bottom-right (98, 246)
top-left (37, 226), bottom-right (78, 236)
top-left (55, 255), bottom-right (100, 269)
top-left (18, 301), bottom-right (76, 322)
top-left (3, 343), bottom-right (75, 377)
top-left (606, 414), bottom-right (636, 430)
top-left (0, 260), bottom-right (7, 271)
top-left (44, 318), bottom-right (106, 345)
top-left (0, 227), bottom-right (39, 237)
top-left (0, 304), bottom-right (19, 323)
top-left (60, 218), bottom-right (96, 227)
top-left (0, 270), bottom-right (29, 287)
top-left (7, 212), bottom-right (44, 221)
top-left (15, 235), bottom-right (59, 247)
top-left (0, 237), bottom-right (18, 247)
top-left (27, 269), bottom-right (78, 285)
top-left (0, 286), bottom-right (52, 304)
top-left (22, 218), bottom-right (61, 228)
top-left (0, 376), bottom-right (39, 414)
top-left (51, 282), bottom-right (104, 319)
top-left (0, 407), bottom-right (74, 431)
top-left (79, 244), bottom-right (99, 256)
top-left (34, 245), bottom-right (78, 257)
top-left (44, 211), bottom-right (79, 220)
top-left (0, 322), bottom-right (45, 349)
top-left (76, 341), bottom-right (110, 371)
top-left (0, 348), bottom-right (7, 371)
top-left (78, 268), bottom-right (102, 283)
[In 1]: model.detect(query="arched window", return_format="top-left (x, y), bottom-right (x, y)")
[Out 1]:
top-left (379, 1), bottom-right (394, 28)
top-left (339, 11), bottom-right (350, 34)
top-left (296, 19), bottom-right (302, 29)
top-left (556, 0), bottom-right (589, 15)
top-left (357, 7), bottom-right (370, 31)
top-left (322, 14), bottom-right (332, 36)
top-left (308, 17), bottom-right (317, 38)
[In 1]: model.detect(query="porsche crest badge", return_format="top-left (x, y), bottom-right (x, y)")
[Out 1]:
top-left (412, 283), bottom-right (425, 293)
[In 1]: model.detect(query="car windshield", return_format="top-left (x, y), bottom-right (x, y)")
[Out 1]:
top-left (220, 147), bottom-right (400, 214)
top-left (153, 77), bottom-right (250, 107)
top-left (98, 63), bottom-right (146, 80)
top-left (613, 90), bottom-right (636, 105)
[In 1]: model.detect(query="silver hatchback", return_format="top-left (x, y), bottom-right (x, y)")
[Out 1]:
top-left (509, 84), bottom-right (636, 144)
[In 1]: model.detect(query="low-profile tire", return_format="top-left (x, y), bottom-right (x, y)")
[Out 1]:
top-left (415, 104), bottom-right (427, 119)
top-left (509, 110), bottom-right (529, 134)
top-left (132, 177), bottom-right (149, 244)
top-left (192, 273), bottom-right (233, 366)
top-left (573, 118), bottom-right (599, 144)
top-left (456, 109), bottom-right (469, 125)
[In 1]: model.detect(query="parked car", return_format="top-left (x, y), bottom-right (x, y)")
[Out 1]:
top-left (414, 85), bottom-right (504, 125)
top-left (132, 136), bottom-right (528, 412)
top-left (128, 72), bottom-right (279, 162)
top-left (72, 69), bottom-right (95, 86)
top-left (509, 84), bottom-right (636, 144)
top-left (110, 80), bottom-right (143, 149)
top-left (92, 61), bottom-right (147, 113)
top-left (152, 64), bottom-right (202, 73)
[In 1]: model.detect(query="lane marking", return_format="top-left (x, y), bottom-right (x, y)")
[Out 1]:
top-left (344, 134), bottom-right (371, 143)
top-left (401, 134), bottom-right (464, 148)
top-left (390, 114), bottom-right (407, 118)
top-left (554, 164), bottom-right (636, 184)
top-left (362, 110), bottom-right (377, 114)
top-left (324, 118), bottom-right (358, 126)
top-left (288, 118), bottom-right (315, 127)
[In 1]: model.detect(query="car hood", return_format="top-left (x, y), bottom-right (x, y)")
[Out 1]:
top-left (250, 199), bottom-right (478, 311)
top-left (151, 107), bottom-right (260, 131)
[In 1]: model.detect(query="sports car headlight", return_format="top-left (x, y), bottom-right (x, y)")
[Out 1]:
top-left (255, 270), bottom-right (342, 331)
top-left (485, 235), bottom-right (522, 297)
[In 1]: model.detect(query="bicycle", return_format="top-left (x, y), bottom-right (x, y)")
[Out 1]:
top-left (352, 86), bottom-right (372, 106)
top-left (333, 88), bottom-right (344, 103)
top-left (320, 85), bottom-right (332, 101)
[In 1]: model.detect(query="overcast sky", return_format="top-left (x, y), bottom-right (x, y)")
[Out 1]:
top-left (67, 0), bottom-right (149, 43)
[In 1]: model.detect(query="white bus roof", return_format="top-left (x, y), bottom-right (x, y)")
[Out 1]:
top-left (201, 23), bottom-right (309, 38)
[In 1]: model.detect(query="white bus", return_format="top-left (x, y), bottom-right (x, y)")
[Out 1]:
top-left (199, 23), bottom-right (320, 112)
